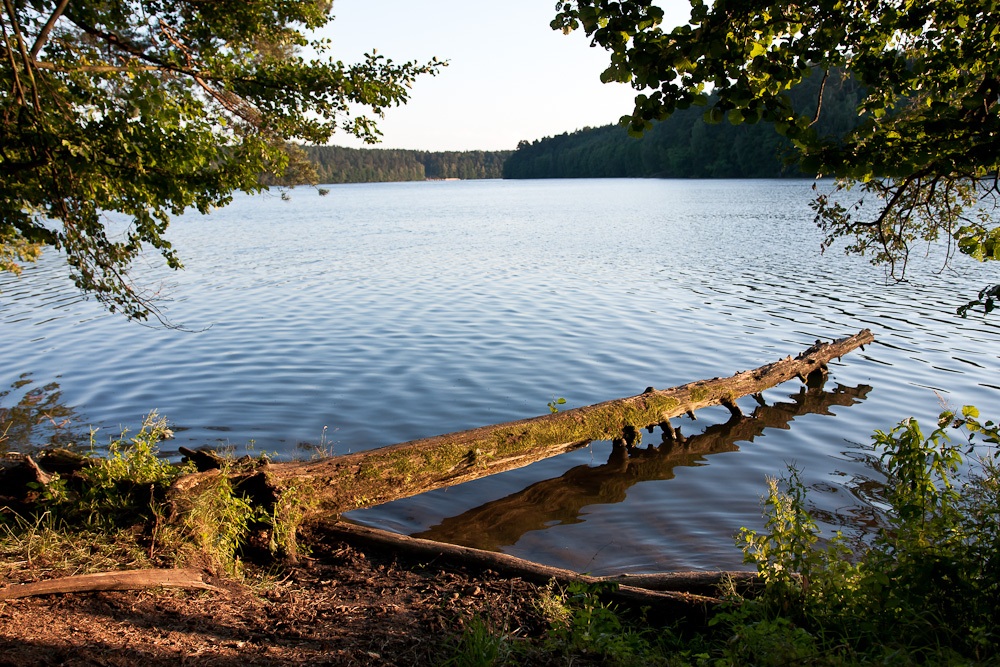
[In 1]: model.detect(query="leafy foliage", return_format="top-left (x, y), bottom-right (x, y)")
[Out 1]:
top-left (546, 397), bottom-right (566, 413)
top-left (0, 0), bottom-right (440, 320)
top-left (732, 407), bottom-right (1000, 662)
top-left (49, 413), bottom-right (191, 529)
top-left (554, 0), bottom-right (1000, 315)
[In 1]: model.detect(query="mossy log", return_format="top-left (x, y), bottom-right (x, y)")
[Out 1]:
top-left (171, 330), bottom-right (873, 521)
top-left (412, 381), bottom-right (871, 551)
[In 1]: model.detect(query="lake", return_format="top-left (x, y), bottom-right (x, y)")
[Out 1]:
top-left (1, 178), bottom-right (997, 574)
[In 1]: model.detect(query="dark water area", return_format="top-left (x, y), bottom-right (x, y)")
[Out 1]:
top-left (1, 179), bottom-right (997, 573)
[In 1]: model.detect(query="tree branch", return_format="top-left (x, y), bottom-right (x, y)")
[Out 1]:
top-left (809, 69), bottom-right (829, 127)
top-left (2, 0), bottom-right (40, 111)
top-left (28, 0), bottom-right (69, 60)
top-left (32, 61), bottom-right (164, 73)
top-left (0, 12), bottom-right (27, 105)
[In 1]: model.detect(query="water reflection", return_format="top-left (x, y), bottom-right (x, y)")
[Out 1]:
top-left (413, 382), bottom-right (872, 551)
top-left (0, 375), bottom-right (86, 454)
top-left (812, 443), bottom-right (893, 542)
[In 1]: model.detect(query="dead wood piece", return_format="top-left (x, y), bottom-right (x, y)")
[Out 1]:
top-left (319, 520), bottom-right (720, 625)
top-left (327, 519), bottom-right (760, 595)
top-left (178, 446), bottom-right (226, 472)
top-left (171, 330), bottom-right (874, 520)
top-left (411, 381), bottom-right (871, 552)
top-left (604, 571), bottom-right (764, 597)
top-left (0, 568), bottom-right (218, 600)
top-left (36, 448), bottom-right (92, 474)
top-left (0, 455), bottom-right (52, 503)
top-left (23, 456), bottom-right (52, 486)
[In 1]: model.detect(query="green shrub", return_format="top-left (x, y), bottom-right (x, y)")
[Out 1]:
top-left (729, 406), bottom-right (1000, 663)
top-left (70, 413), bottom-right (192, 529)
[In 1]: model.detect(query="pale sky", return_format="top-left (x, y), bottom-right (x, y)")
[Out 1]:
top-left (319, 1), bottom-right (690, 152)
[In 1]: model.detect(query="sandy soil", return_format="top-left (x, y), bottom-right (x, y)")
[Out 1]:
top-left (0, 526), bottom-right (546, 666)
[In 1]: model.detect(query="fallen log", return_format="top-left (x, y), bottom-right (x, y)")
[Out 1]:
top-left (0, 568), bottom-right (218, 600)
top-left (318, 520), bottom-right (723, 625)
top-left (412, 382), bottom-right (871, 551)
top-left (171, 330), bottom-right (874, 528)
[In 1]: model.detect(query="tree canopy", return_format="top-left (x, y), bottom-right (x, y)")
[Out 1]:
top-left (554, 0), bottom-right (1000, 315)
top-left (1, 0), bottom-right (440, 320)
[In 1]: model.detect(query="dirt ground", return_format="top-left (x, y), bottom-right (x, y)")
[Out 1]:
top-left (0, 526), bottom-right (547, 666)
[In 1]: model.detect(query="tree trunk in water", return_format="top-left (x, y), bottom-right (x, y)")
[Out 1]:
top-left (410, 381), bottom-right (871, 551)
top-left (171, 330), bottom-right (873, 521)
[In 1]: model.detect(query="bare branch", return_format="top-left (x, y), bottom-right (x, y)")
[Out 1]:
top-left (2, 0), bottom-right (40, 111)
top-left (809, 69), bottom-right (829, 127)
top-left (28, 0), bottom-right (69, 60)
top-left (32, 61), bottom-right (164, 73)
top-left (0, 12), bottom-right (26, 105)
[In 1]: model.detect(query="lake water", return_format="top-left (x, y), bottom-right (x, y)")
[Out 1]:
top-left (2, 179), bottom-right (997, 574)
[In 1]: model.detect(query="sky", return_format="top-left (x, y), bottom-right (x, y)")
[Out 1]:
top-left (319, 1), bottom-right (690, 152)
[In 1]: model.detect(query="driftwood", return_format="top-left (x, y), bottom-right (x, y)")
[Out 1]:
top-left (320, 520), bottom-right (723, 625)
top-left (325, 519), bottom-right (760, 595)
top-left (171, 330), bottom-right (873, 520)
top-left (0, 568), bottom-right (218, 601)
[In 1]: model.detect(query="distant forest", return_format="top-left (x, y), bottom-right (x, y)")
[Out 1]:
top-left (302, 146), bottom-right (511, 184)
top-left (503, 69), bottom-right (864, 179)
top-left (294, 70), bottom-right (862, 184)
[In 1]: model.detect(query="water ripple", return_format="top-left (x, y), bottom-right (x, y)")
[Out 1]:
top-left (2, 179), bottom-right (998, 572)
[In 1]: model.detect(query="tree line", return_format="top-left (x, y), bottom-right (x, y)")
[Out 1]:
top-left (301, 146), bottom-right (511, 184)
top-left (503, 68), bottom-right (863, 180)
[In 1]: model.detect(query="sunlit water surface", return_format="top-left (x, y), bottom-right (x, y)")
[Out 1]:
top-left (2, 179), bottom-right (997, 573)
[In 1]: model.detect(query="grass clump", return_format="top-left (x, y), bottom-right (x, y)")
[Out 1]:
top-left (538, 581), bottom-right (679, 665)
top-left (441, 615), bottom-right (517, 667)
top-left (171, 466), bottom-right (257, 575)
top-left (442, 581), bottom-right (690, 666)
top-left (0, 412), bottom-right (263, 577)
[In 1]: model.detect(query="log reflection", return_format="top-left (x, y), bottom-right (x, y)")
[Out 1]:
top-left (413, 382), bottom-right (872, 551)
